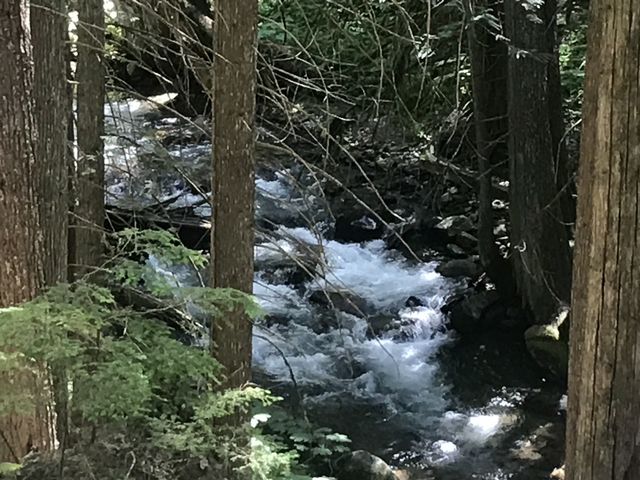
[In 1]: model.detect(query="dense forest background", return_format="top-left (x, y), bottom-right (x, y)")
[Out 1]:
top-left (1, 1), bottom-right (638, 480)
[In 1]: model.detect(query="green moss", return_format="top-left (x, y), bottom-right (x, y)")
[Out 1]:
top-left (0, 463), bottom-right (21, 477)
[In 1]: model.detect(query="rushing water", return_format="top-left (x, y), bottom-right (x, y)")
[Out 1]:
top-left (105, 99), bottom-right (566, 480)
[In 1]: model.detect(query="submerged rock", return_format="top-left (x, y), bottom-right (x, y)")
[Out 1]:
top-left (255, 243), bottom-right (324, 285)
top-left (309, 289), bottom-right (370, 317)
top-left (524, 324), bottom-right (568, 379)
top-left (337, 450), bottom-right (398, 480)
top-left (405, 295), bottom-right (425, 307)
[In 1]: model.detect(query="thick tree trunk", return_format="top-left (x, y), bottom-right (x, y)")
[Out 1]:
top-left (464, 0), bottom-right (514, 295)
top-left (0, 0), bottom-right (52, 462)
top-left (72, 0), bottom-right (105, 276)
top-left (31, 0), bottom-right (70, 448)
top-left (32, 0), bottom-right (68, 285)
top-left (565, 2), bottom-right (640, 479)
top-left (210, 0), bottom-right (258, 389)
top-left (504, 0), bottom-right (572, 325)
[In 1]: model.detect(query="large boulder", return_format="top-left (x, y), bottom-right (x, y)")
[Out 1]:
top-left (524, 324), bottom-right (568, 379)
top-left (337, 451), bottom-right (398, 480)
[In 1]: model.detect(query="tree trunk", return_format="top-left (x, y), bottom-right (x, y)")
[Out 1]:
top-left (210, 0), bottom-right (258, 389)
top-left (32, 0), bottom-right (68, 285)
top-left (464, 0), bottom-right (514, 296)
top-left (565, 1), bottom-right (640, 479)
top-left (0, 0), bottom-right (52, 462)
top-left (72, 0), bottom-right (105, 276)
top-left (504, 0), bottom-right (572, 325)
top-left (31, 0), bottom-right (70, 450)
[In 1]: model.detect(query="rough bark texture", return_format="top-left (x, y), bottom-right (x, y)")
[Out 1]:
top-left (565, 1), bottom-right (640, 479)
top-left (32, 0), bottom-right (68, 285)
top-left (0, 0), bottom-right (51, 462)
top-left (210, 0), bottom-right (258, 389)
top-left (31, 0), bottom-right (70, 450)
top-left (72, 0), bottom-right (105, 276)
top-left (504, 0), bottom-right (573, 325)
top-left (465, 0), bottom-right (514, 296)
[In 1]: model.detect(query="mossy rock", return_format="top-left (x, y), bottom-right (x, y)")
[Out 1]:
top-left (525, 324), bottom-right (568, 379)
top-left (0, 463), bottom-right (21, 478)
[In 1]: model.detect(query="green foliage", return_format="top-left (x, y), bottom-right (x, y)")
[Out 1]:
top-left (0, 228), bottom-right (308, 479)
top-left (259, 407), bottom-right (351, 465)
top-left (258, 0), bottom-right (466, 127)
top-left (560, 17), bottom-right (587, 117)
top-left (110, 229), bottom-right (262, 319)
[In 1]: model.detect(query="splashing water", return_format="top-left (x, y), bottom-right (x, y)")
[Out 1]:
top-left (105, 101), bottom-right (566, 479)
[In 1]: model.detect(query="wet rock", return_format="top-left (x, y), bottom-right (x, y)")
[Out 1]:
top-left (405, 296), bottom-right (425, 307)
top-left (510, 422), bottom-right (559, 462)
top-left (435, 215), bottom-right (474, 236)
top-left (436, 258), bottom-right (480, 279)
top-left (337, 450), bottom-right (398, 480)
top-left (524, 324), bottom-right (568, 379)
top-left (333, 356), bottom-right (367, 379)
top-left (262, 314), bottom-right (288, 327)
top-left (255, 243), bottom-right (323, 285)
top-left (444, 290), bottom-right (501, 335)
top-left (309, 289), bottom-right (370, 317)
top-left (365, 313), bottom-right (406, 337)
top-left (334, 213), bottom-right (384, 242)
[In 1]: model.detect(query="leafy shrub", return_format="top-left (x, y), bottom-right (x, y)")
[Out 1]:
top-left (0, 229), bottom-right (316, 479)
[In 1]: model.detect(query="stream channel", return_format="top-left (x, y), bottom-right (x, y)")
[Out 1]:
top-left (104, 98), bottom-right (566, 480)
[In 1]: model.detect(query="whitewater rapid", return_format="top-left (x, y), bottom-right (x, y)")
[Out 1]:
top-left (105, 99), bottom-right (565, 479)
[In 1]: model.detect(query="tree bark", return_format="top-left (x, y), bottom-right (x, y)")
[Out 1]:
top-left (565, 1), bottom-right (640, 479)
top-left (72, 0), bottom-right (105, 276)
top-left (464, 0), bottom-right (514, 296)
top-left (32, 0), bottom-right (68, 285)
top-left (0, 0), bottom-right (52, 462)
top-left (31, 0), bottom-right (70, 450)
top-left (504, 0), bottom-right (573, 325)
top-left (210, 0), bottom-right (258, 389)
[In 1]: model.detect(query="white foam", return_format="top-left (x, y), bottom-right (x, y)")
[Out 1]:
top-left (251, 226), bottom-right (454, 428)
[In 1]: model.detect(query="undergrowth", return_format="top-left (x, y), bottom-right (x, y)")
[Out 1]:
top-left (0, 229), bottom-right (349, 480)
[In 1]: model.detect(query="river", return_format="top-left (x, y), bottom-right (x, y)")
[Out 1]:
top-left (104, 98), bottom-right (566, 480)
